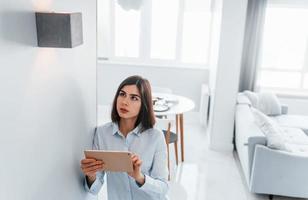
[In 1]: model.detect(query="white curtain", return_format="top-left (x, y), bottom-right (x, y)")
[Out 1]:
top-left (239, 0), bottom-right (267, 92)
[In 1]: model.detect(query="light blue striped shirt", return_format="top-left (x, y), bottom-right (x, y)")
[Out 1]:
top-left (84, 122), bottom-right (169, 200)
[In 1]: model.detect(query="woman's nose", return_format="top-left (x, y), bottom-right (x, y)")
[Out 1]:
top-left (122, 97), bottom-right (129, 105)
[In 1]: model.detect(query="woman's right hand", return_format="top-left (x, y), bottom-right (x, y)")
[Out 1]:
top-left (80, 158), bottom-right (105, 183)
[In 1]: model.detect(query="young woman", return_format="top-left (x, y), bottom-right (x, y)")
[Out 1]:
top-left (80, 75), bottom-right (169, 200)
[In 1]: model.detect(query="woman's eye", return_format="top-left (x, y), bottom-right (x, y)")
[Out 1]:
top-left (119, 92), bottom-right (125, 97)
top-left (131, 96), bottom-right (139, 101)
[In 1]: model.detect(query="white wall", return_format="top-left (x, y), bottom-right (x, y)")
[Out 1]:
top-left (208, 0), bottom-right (248, 151)
top-left (97, 62), bottom-right (208, 111)
top-left (0, 1), bottom-right (97, 200)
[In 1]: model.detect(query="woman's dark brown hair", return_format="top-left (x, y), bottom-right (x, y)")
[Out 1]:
top-left (111, 75), bottom-right (156, 132)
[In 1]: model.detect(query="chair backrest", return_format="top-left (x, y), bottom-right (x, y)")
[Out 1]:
top-left (155, 118), bottom-right (175, 145)
top-left (154, 118), bottom-right (175, 130)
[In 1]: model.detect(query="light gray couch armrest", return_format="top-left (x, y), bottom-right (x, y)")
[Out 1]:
top-left (250, 145), bottom-right (308, 198)
top-left (281, 104), bottom-right (288, 114)
top-left (247, 136), bottom-right (266, 182)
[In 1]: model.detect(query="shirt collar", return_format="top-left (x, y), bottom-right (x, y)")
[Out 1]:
top-left (112, 122), bottom-right (142, 137)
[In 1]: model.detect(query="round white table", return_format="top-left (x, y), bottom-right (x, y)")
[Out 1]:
top-left (153, 93), bottom-right (195, 162)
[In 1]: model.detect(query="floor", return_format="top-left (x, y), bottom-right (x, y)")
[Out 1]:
top-left (98, 111), bottom-right (307, 200)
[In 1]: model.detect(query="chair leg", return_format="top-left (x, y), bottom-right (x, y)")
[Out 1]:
top-left (167, 144), bottom-right (170, 181)
top-left (176, 115), bottom-right (179, 134)
top-left (174, 142), bottom-right (179, 165)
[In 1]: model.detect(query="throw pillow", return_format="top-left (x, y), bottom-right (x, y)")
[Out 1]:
top-left (243, 91), bottom-right (282, 116)
top-left (237, 93), bottom-right (252, 105)
top-left (243, 90), bottom-right (259, 108)
top-left (252, 108), bottom-right (287, 150)
top-left (257, 92), bottom-right (282, 116)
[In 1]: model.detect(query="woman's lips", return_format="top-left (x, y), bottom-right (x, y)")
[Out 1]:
top-left (119, 108), bottom-right (129, 113)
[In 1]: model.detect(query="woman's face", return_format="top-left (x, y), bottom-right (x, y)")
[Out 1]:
top-left (116, 85), bottom-right (142, 120)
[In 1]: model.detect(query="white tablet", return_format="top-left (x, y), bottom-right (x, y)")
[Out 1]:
top-left (84, 150), bottom-right (133, 173)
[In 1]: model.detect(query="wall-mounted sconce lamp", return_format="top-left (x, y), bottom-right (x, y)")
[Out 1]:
top-left (35, 12), bottom-right (83, 48)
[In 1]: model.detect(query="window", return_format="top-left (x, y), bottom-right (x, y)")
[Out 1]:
top-left (97, 0), bottom-right (213, 68)
top-left (256, 0), bottom-right (308, 95)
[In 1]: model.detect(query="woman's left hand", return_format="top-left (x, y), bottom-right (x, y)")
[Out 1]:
top-left (128, 154), bottom-right (145, 185)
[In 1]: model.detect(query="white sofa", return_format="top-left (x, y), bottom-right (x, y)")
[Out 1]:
top-left (235, 94), bottom-right (308, 198)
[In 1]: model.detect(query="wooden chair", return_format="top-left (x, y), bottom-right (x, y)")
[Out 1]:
top-left (155, 118), bottom-right (178, 180)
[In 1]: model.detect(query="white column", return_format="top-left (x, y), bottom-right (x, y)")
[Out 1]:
top-left (208, 0), bottom-right (248, 151)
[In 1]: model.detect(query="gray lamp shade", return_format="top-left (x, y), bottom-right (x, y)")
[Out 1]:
top-left (35, 12), bottom-right (83, 48)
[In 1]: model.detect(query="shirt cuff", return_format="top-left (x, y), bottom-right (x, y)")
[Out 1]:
top-left (135, 174), bottom-right (146, 187)
top-left (137, 174), bottom-right (155, 191)
top-left (84, 172), bottom-right (105, 195)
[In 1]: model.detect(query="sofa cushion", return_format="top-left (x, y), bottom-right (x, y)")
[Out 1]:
top-left (252, 108), bottom-right (287, 150)
top-left (282, 127), bottom-right (308, 155)
top-left (282, 127), bottom-right (308, 144)
top-left (285, 143), bottom-right (308, 155)
top-left (253, 108), bottom-right (308, 154)
top-left (271, 115), bottom-right (308, 135)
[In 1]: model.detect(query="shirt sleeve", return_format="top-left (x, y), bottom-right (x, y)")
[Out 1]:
top-left (84, 127), bottom-right (106, 195)
top-left (84, 171), bottom-right (105, 195)
top-left (137, 130), bottom-right (169, 198)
